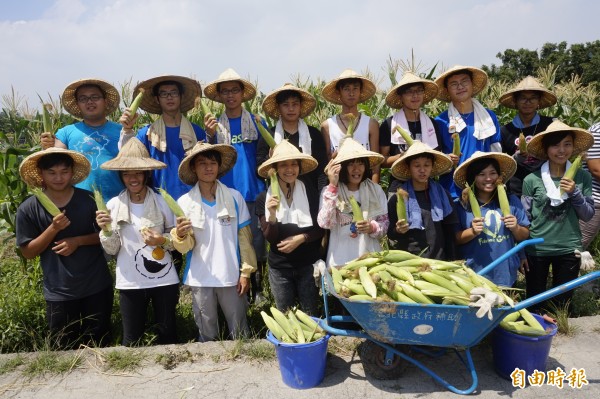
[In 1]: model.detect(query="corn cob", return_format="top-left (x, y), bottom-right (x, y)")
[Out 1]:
top-left (379, 251), bottom-right (420, 263)
top-left (385, 265), bottom-right (415, 285)
top-left (419, 271), bottom-right (465, 295)
top-left (287, 311), bottom-right (305, 344)
top-left (368, 264), bottom-right (388, 274)
top-left (413, 280), bottom-right (453, 294)
top-left (342, 256), bottom-right (380, 270)
top-left (270, 307), bottom-right (297, 341)
top-left (452, 133), bottom-right (461, 156)
top-left (397, 282), bottom-right (435, 304)
top-left (502, 311), bottom-right (521, 324)
top-left (344, 113), bottom-right (358, 137)
top-left (465, 183), bottom-right (481, 218)
top-left (158, 188), bottom-right (185, 218)
top-left (496, 179), bottom-right (511, 217)
top-left (254, 115), bottom-right (277, 148)
top-left (31, 187), bottom-right (61, 217)
top-left (294, 309), bottom-right (324, 335)
top-left (359, 266), bottom-right (377, 298)
top-left (129, 88), bottom-right (145, 115)
top-left (330, 266), bottom-right (343, 293)
top-left (396, 188), bottom-right (408, 222)
top-left (560, 155), bottom-right (582, 195)
top-left (501, 321), bottom-right (547, 336)
top-left (394, 126), bottom-right (414, 146)
top-left (341, 280), bottom-right (367, 296)
top-left (519, 308), bottom-right (546, 333)
top-left (377, 270), bottom-right (393, 283)
top-left (268, 168), bottom-right (280, 210)
top-left (91, 186), bottom-right (112, 236)
top-left (348, 195), bottom-right (364, 222)
top-left (442, 296), bottom-right (471, 306)
top-left (348, 294), bottom-right (374, 301)
top-left (518, 133), bottom-right (527, 153)
top-left (261, 311), bottom-right (285, 341)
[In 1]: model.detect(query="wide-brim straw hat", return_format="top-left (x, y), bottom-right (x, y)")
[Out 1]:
top-left (499, 76), bottom-right (558, 109)
top-left (330, 137), bottom-right (384, 169)
top-left (453, 151), bottom-right (517, 189)
top-left (321, 69), bottom-right (377, 105)
top-left (61, 78), bottom-right (120, 119)
top-left (261, 83), bottom-right (316, 119)
top-left (385, 72), bottom-right (439, 109)
top-left (526, 120), bottom-right (594, 160)
top-left (203, 68), bottom-right (257, 103)
top-left (434, 65), bottom-right (488, 102)
top-left (257, 140), bottom-right (318, 178)
top-left (19, 148), bottom-right (91, 188)
top-left (101, 138), bottom-right (166, 171)
top-left (391, 141), bottom-right (453, 180)
top-left (132, 75), bottom-right (202, 114)
top-left (178, 142), bottom-right (237, 185)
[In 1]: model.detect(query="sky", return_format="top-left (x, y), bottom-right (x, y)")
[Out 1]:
top-left (1, 0), bottom-right (599, 113)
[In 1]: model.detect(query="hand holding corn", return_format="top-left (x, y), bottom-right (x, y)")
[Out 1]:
top-left (355, 220), bottom-right (373, 234)
top-left (50, 212), bottom-right (71, 232)
top-left (471, 217), bottom-right (484, 235)
top-left (95, 210), bottom-right (112, 232)
top-left (559, 177), bottom-right (576, 194)
top-left (395, 219), bottom-right (409, 234)
top-left (175, 217), bottom-right (193, 239)
top-left (40, 132), bottom-right (55, 150)
top-left (502, 214), bottom-right (518, 231)
top-left (119, 109), bottom-right (139, 132)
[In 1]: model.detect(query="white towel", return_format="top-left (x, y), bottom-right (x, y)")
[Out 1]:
top-left (265, 179), bottom-right (313, 228)
top-left (390, 110), bottom-right (438, 149)
top-left (113, 189), bottom-right (165, 229)
top-left (146, 115), bottom-right (197, 152)
top-left (216, 108), bottom-right (259, 144)
top-left (541, 160), bottom-right (569, 206)
top-left (448, 99), bottom-right (496, 140)
top-left (274, 118), bottom-right (312, 155)
top-left (183, 181), bottom-right (237, 230)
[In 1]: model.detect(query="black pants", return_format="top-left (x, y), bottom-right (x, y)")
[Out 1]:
top-left (46, 285), bottom-right (114, 349)
top-left (119, 284), bottom-right (179, 346)
top-left (525, 253), bottom-right (581, 314)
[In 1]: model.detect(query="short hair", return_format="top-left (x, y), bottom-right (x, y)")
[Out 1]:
top-left (37, 153), bottom-right (74, 170)
top-left (513, 91), bottom-right (541, 102)
top-left (339, 158), bottom-right (371, 185)
top-left (118, 170), bottom-right (153, 188)
top-left (466, 158), bottom-right (500, 186)
top-left (74, 84), bottom-right (106, 99)
top-left (153, 80), bottom-right (184, 97)
top-left (216, 81), bottom-right (244, 93)
top-left (336, 78), bottom-right (363, 92)
top-left (190, 150), bottom-right (222, 171)
top-left (405, 153), bottom-right (435, 168)
top-left (541, 131), bottom-right (575, 153)
top-left (443, 69), bottom-right (473, 88)
top-left (397, 82), bottom-right (425, 96)
top-left (275, 90), bottom-right (302, 104)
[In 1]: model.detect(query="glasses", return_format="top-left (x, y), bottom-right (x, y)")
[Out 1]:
top-left (402, 88), bottom-right (425, 97)
top-left (158, 91), bottom-right (180, 98)
top-left (219, 87), bottom-right (242, 96)
top-left (517, 96), bottom-right (540, 104)
top-left (77, 95), bottom-right (103, 103)
top-left (447, 79), bottom-right (472, 90)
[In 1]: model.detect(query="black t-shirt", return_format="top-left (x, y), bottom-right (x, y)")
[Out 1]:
top-left (255, 183), bottom-right (323, 269)
top-left (500, 115), bottom-right (554, 196)
top-left (256, 125), bottom-right (328, 192)
top-left (379, 115), bottom-right (443, 193)
top-left (386, 188), bottom-right (458, 260)
top-left (16, 188), bottom-right (112, 301)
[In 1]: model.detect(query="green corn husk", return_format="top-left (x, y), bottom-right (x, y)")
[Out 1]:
top-left (518, 133), bottom-right (527, 153)
top-left (344, 113), bottom-right (358, 137)
top-left (92, 186), bottom-right (112, 236)
top-left (158, 188), bottom-right (186, 218)
top-left (31, 187), bottom-right (60, 217)
top-left (452, 133), bottom-right (461, 156)
top-left (129, 88), bottom-right (145, 115)
top-left (268, 168), bottom-right (280, 210)
top-left (254, 115), bottom-right (277, 148)
top-left (560, 155), bottom-right (582, 195)
top-left (396, 188), bottom-right (408, 221)
top-left (349, 195), bottom-right (364, 222)
top-left (42, 103), bottom-right (53, 135)
top-left (394, 126), bottom-right (414, 146)
top-left (496, 180), bottom-right (511, 217)
top-left (465, 183), bottom-right (481, 218)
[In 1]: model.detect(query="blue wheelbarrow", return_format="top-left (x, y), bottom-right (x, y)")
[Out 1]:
top-left (319, 238), bottom-right (600, 395)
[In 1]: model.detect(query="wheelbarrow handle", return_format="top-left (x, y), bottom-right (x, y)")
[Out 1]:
top-left (512, 270), bottom-right (600, 311)
top-left (477, 238), bottom-right (544, 276)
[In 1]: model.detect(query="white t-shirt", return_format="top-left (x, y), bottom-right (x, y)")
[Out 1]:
top-left (327, 113), bottom-right (371, 153)
top-left (323, 187), bottom-right (387, 267)
top-left (109, 198), bottom-right (179, 290)
top-left (180, 188), bottom-right (250, 287)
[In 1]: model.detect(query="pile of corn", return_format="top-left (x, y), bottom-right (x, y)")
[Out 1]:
top-left (261, 307), bottom-right (326, 344)
top-left (331, 250), bottom-right (549, 336)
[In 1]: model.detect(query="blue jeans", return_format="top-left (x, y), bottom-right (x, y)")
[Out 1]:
top-left (269, 265), bottom-right (319, 316)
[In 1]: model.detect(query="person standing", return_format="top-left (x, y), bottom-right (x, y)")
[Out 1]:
top-left (580, 121), bottom-right (600, 249)
top-left (40, 78), bottom-right (124, 199)
top-left (499, 76), bottom-right (557, 196)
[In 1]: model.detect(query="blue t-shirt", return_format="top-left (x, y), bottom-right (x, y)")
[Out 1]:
top-left (219, 116), bottom-right (265, 202)
top-left (136, 123), bottom-right (206, 200)
top-left (454, 194), bottom-right (530, 287)
top-left (436, 109), bottom-right (501, 198)
top-left (55, 121), bottom-right (124, 199)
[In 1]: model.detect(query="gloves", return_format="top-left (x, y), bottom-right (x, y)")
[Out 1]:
top-left (469, 287), bottom-right (505, 320)
top-left (575, 250), bottom-right (595, 272)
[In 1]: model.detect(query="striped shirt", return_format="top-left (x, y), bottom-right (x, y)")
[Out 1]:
top-left (585, 122), bottom-right (600, 205)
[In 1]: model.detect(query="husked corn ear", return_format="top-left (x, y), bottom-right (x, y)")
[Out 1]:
top-left (31, 187), bottom-right (60, 217)
top-left (465, 183), bottom-right (481, 218)
top-left (342, 256), bottom-right (380, 270)
top-left (560, 155), bottom-right (582, 195)
top-left (294, 309), bottom-right (324, 334)
top-left (158, 188), bottom-right (186, 218)
top-left (129, 88), bottom-right (145, 115)
top-left (254, 115), bottom-right (277, 148)
top-left (92, 186), bottom-right (112, 236)
top-left (518, 133), bottom-right (527, 153)
top-left (496, 179), bottom-right (511, 217)
top-left (394, 126), bottom-right (414, 146)
top-left (349, 195), bottom-right (364, 222)
top-left (452, 133), bottom-right (461, 156)
top-left (397, 282), bottom-right (434, 304)
top-left (419, 271), bottom-right (465, 295)
top-left (396, 188), bottom-right (408, 222)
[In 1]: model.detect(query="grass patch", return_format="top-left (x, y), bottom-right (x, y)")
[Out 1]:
top-left (548, 302), bottom-right (580, 337)
top-left (0, 354), bottom-right (26, 374)
top-left (103, 349), bottom-right (146, 373)
top-left (241, 340), bottom-right (275, 361)
top-left (155, 347), bottom-right (196, 370)
top-left (23, 351), bottom-right (81, 377)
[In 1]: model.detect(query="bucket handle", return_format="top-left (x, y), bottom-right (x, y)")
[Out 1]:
top-left (266, 332), bottom-right (281, 347)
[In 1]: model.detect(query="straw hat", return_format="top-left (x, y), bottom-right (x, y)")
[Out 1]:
top-left (434, 66), bottom-right (488, 102)
top-left (178, 142), bottom-right (237, 185)
top-left (499, 76), bottom-right (557, 110)
top-left (132, 75), bottom-right (202, 114)
top-left (61, 78), bottom-right (120, 119)
top-left (101, 138), bottom-right (166, 171)
top-left (385, 72), bottom-right (439, 109)
top-left (391, 141), bottom-right (453, 180)
top-left (321, 69), bottom-right (377, 105)
top-left (261, 83), bottom-right (316, 119)
top-left (453, 152), bottom-right (517, 189)
top-left (526, 120), bottom-right (594, 160)
top-left (19, 148), bottom-right (91, 188)
top-left (203, 68), bottom-right (257, 103)
top-left (257, 140), bottom-right (318, 178)
top-left (330, 138), bottom-right (384, 169)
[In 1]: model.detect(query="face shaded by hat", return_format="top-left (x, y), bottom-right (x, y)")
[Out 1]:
top-left (132, 75), bottom-right (202, 115)
top-left (203, 68), bottom-right (257, 103)
top-left (257, 140), bottom-right (318, 178)
top-left (434, 66), bottom-right (488, 102)
top-left (453, 151), bottom-right (517, 189)
top-left (61, 78), bottom-right (121, 119)
top-left (262, 83), bottom-right (316, 119)
top-left (385, 72), bottom-right (439, 109)
top-left (19, 148), bottom-right (91, 188)
top-left (391, 141), bottom-right (453, 180)
top-left (321, 69), bottom-right (377, 105)
top-left (526, 120), bottom-right (594, 160)
top-left (101, 138), bottom-right (166, 171)
top-left (178, 142), bottom-right (237, 185)
top-left (499, 76), bottom-right (557, 110)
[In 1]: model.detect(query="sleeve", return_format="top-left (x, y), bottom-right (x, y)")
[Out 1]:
top-left (570, 170), bottom-right (595, 222)
top-left (509, 195), bottom-right (530, 227)
top-left (453, 199), bottom-right (469, 233)
top-left (317, 185), bottom-right (339, 229)
top-left (489, 110), bottom-right (502, 145)
top-left (171, 229), bottom-right (195, 253)
top-left (435, 113), bottom-right (452, 154)
top-left (368, 187), bottom-right (390, 239)
top-left (432, 117), bottom-right (443, 151)
top-left (256, 132), bottom-right (272, 168)
top-left (521, 177), bottom-right (534, 221)
top-left (500, 125), bottom-right (515, 155)
top-left (379, 118), bottom-right (391, 147)
top-left (15, 200), bottom-right (41, 247)
top-left (238, 225), bottom-right (257, 277)
top-left (193, 123), bottom-right (207, 142)
top-left (442, 191), bottom-right (459, 225)
top-left (99, 230), bottom-right (121, 255)
top-left (54, 126), bottom-right (69, 147)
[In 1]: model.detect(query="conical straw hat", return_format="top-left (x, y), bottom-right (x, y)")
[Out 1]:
top-left (391, 141), bottom-right (453, 180)
top-left (19, 148), bottom-right (91, 188)
top-left (434, 65), bottom-right (488, 102)
top-left (453, 151), bottom-right (517, 188)
top-left (526, 120), bottom-right (594, 160)
top-left (330, 137), bottom-right (383, 168)
top-left (203, 68), bottom-right (257, 103)
top-left (257, 140), bottom-right (318, 178)
top-left (178, 142), bottom-right (238, 185)
top-left (61, 78), bottom-right (120, 119)
top-left (261, 83), bottom-right (316, 119)
top-left (132, 75), bottom-right (202, 114)
top-left (385, 72), bottom-right (439, 109)
top-left (499, 76), bottom-right (557, 109)
top-left (321, 69), bottom-right (377, 105)
top-left (101, 138), bottom-right (166, 171)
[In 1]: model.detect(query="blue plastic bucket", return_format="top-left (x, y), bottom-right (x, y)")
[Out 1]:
top-left (492, 313), bottom-right (558, 380)
top-left (266, 330), bottom-right (330, 389)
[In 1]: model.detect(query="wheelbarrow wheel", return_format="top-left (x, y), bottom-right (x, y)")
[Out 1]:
top-left (359, 340), bottom-right (406, 380)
